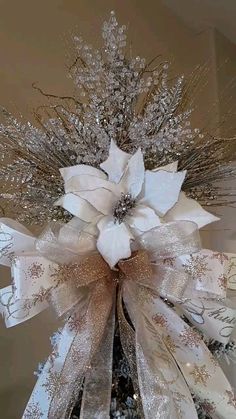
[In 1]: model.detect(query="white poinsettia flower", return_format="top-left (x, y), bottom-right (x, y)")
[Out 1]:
top-left (55, 140), bottom-right (219, 267)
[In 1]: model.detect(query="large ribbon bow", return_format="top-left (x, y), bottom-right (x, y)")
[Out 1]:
top-left (0, 217), bottom-right (236, 418)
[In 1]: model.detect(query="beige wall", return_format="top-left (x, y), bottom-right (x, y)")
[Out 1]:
top-left (0, 0), bottom-right (217, 119)
top-left (208, 30), bottom-right (236, 251)
top-left (0, 1), bottom-right (235, 418)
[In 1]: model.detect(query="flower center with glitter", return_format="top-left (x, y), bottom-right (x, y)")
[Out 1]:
top-left (113, 193), bottom-right (136, 224)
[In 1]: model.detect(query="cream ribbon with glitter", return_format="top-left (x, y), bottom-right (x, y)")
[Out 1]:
top-left (0, 218), bottom-right (236, 418)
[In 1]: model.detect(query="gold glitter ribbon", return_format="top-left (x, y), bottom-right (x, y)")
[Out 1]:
top-left (117, 251), bottom-right (195, 419)
top-left (48, 252), bottom-right (112, 317)
top-left (48, 279), bottom-right (115, 419)
top-left (79, 303), bottom-right (115, 419)
top-left (2, 219), bottom-right (236, 418)
top-left (38, 221), bottom-right (200, 419)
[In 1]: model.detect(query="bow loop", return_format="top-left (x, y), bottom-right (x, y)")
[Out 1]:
top-left (1, 219), bottom-right (236, 419)
top-left (118, 250), bottom-right (152, 282)
top-left (36, 221), bottom-right (95, 264)
top-left (138, 220), bottom-right (201, 259)
top-left (52, 252), bottom-right (111, 288)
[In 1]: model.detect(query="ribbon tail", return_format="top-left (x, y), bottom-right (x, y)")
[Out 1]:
top-left (136, 321), bottom-right (185, 419)
top-left (226, 253), bottom-right (236, 290)
top-left (0, 218), bottom-right (35, 266)
top-left (117, 286), bottom-right (144, 418)
top-left (22, 311), bottom-right (80, 419)
top-left (141, 291), bottom-right (236, 419)
top-left (124, 281), bottom-right (199, 419)
top-left (79, 301), bottom-right (115, 419)
top-left (49, 279), bottom-right (114, 419)
top-left (22, 279), bottom-right (114, 419)
top-left (0, 285), bottom-right (48, 327)
top-left (180, 297), bottom-right (236, 344)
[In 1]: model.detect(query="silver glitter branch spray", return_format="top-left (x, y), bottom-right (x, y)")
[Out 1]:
top-left (1, 12), bottom-right (236, 419)
top-left (0, 10), bottom-right (236, 226)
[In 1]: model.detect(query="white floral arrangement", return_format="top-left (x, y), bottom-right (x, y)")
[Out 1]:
top-left (0, 11), bottom-right (236, 419)
top-left (56, 140), bottom-right (218, 268)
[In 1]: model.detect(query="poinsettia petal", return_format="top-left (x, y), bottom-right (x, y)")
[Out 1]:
top-left (100, 139), bottom-right (131, 183)
top-left (138, 162), bottom-right (179, 200)
top-left (165, 192), bottom-right (220, 228)
top-left (152, 161), bottom-right (178, 172)
top-left (119, 148), bottom-right (145, 198)
top-left (140, 169), bottom-right (186, 216)
top-left (60, 164), bottom-right (107, 183)
top-left (75, 189), bottom-right (117, 215)
top-left (97, 216), bottom-right (134, 267)
top-left (64, 174), bottom-right (120, 196)
top-left (126, 204), bottom-right (161, 235)
top-left (54, 193), bottom-right (100, 222)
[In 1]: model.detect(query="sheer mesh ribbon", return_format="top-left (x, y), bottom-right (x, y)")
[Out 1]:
top-left (0, 218), bottom-right (236, 418)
